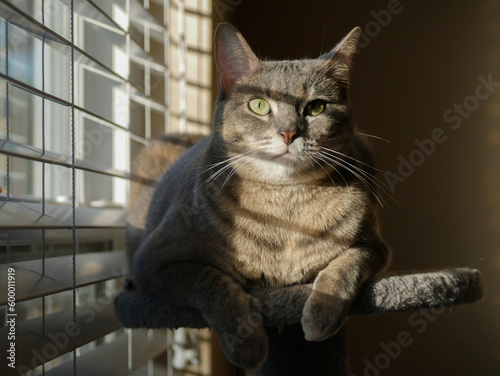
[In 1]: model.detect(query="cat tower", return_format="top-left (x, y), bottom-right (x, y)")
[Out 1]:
top-left (115, 267), bottom-right (484, 375)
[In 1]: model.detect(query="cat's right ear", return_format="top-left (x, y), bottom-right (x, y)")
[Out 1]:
top-left (214, 23), bottom-right (260, 97)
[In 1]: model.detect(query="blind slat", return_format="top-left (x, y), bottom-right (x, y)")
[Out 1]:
top-left (0, 297), bottom-right (121, 375)
top-left (130, 91), bottom-right (166, 112)
top-left (129, 0), bottom-right (165, 29)
top-left (0, 250), bottom-right (127, 305)
top-left (0, 138), bottom-right (133, 180)
top-left (0, 1), bottom-right (69, 46)
top-left (45, 329), bottom-right (168, 376)
top-left (0, 1), bottom-right (128, 82)
top-left (0, 72), bottom-right (152, 141)
top-left (0, 202), bottom-right (125, 229)
top-left (0, 72), bottom-right (71, 106)
top-left (85, 0), bottom-right (128, 34)
top-left (129, 29), bottom-right (166, 70)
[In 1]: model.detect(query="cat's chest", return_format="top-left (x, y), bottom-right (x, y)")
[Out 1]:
top-left (228, 183), bottom-right (366, 286)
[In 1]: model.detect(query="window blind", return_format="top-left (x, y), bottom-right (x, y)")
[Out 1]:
top-left (0, 0), bottom-right (214, 375)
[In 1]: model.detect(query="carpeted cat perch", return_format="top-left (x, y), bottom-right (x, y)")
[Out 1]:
top-left (114, 268), bottom-right (484, 375)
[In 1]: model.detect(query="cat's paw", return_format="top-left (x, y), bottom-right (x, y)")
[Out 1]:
top-left (302, 291), bottom-right (348, 342)
top-left (209, 298), bottom-right (268, 369)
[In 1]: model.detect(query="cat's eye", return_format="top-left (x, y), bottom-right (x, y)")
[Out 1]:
top-left (306, 100), bottom-right (325, 116)
top-left (249, 99), bottom-right (271, 116)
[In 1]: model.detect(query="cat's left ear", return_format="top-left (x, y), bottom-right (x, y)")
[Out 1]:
top-left (214, 23), bottom-right (260, 97)
top-left (319, 27), bottom-right (361, 88)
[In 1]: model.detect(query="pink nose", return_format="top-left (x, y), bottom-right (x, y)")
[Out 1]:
top-left (280, 130), bottom-right (297, 145)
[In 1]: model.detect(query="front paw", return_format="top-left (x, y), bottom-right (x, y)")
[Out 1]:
top-left (302, 291), bottom-right (349, 342)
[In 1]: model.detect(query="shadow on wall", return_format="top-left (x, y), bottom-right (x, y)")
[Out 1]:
top-left (219, 0), bottom-right (500, 375)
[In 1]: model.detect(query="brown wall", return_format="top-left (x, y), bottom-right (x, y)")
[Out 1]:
top-left (216, 0), bottom-right (500, 375)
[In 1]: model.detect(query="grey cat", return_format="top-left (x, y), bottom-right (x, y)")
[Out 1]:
top-left (127, 23), bottom-right (390, 370)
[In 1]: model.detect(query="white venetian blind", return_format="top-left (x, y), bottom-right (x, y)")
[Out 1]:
top-left (0, 0), bottom-right (214, 375)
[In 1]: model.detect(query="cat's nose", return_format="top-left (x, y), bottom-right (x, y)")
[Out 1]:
top-left (280, 130), bottom-right (297, 145)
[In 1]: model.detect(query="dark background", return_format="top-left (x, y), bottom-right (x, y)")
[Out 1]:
top-left (216, 0), bottom-right (500, 375)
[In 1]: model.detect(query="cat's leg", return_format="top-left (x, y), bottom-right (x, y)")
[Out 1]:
top-left (134, 261), bottom-right (268, 370)
top-left (302, 241), bottom-right (389, 341)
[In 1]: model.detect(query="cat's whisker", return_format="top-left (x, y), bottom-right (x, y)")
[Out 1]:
top-left (198, 149), bottom-right (256, 176)
top-left (355, 132), bottom-right (391, 143)
top-left (318, 147), bottom-right (398, 206)
top-left (316, 152), bottom-right (381, 205)
top-left (319, 152), bottom-right (386, 205)
top-left (199, 145), bottom-right (272, 193)
top-left (185, 154), bottom-right (248, 193)
top-left (305, 155), bottom-right (316, 170)
top-left (290, 161), bottom-right (304, 179)
top-left (307, 155), bottom-right (336, 186)
top-left (317, 152), bottom-right (387, 208)
top-left (177, 153), bottom-right (248, 193)
top-left (319, 146), bottom-right (386, 174)
top-left (216, 145), bottom-right (275, 193)
top-left (218, 155), bottom-right (252, 193)
top-left (197, 146), bottom-right (268, 185)
top-left (198, 155), bottom-right (246, 190)
top-left (312, 154), bottom-right (352, 201)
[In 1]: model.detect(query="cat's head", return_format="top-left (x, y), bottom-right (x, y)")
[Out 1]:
top-left (213, 23), bottom-right (361, 185)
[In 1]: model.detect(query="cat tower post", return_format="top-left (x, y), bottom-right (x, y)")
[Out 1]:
top-left (115, 268), bottom-right (484, 375)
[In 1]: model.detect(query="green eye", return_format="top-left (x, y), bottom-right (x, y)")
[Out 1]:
top-left (249, 98), bottom-right (271, 116)
top-left (306, 100), bottom-right (325, 116)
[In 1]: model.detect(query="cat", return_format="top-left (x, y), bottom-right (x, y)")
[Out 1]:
top-left (126, 23), bottom-right (390, 370)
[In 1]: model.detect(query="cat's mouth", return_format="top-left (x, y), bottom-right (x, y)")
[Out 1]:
top-left (272, 150), bottom-right (301, 164)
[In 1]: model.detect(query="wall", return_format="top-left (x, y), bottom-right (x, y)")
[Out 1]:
top-left (217, 0), bottom-right (500, 374)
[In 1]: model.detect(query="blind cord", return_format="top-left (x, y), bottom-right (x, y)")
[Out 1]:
top-left (4, 17), bottom-right (9, 201)
top-left (41, 2), bottom-right (46, 374)
top-left (70, 0), bottom-right (77, 374)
